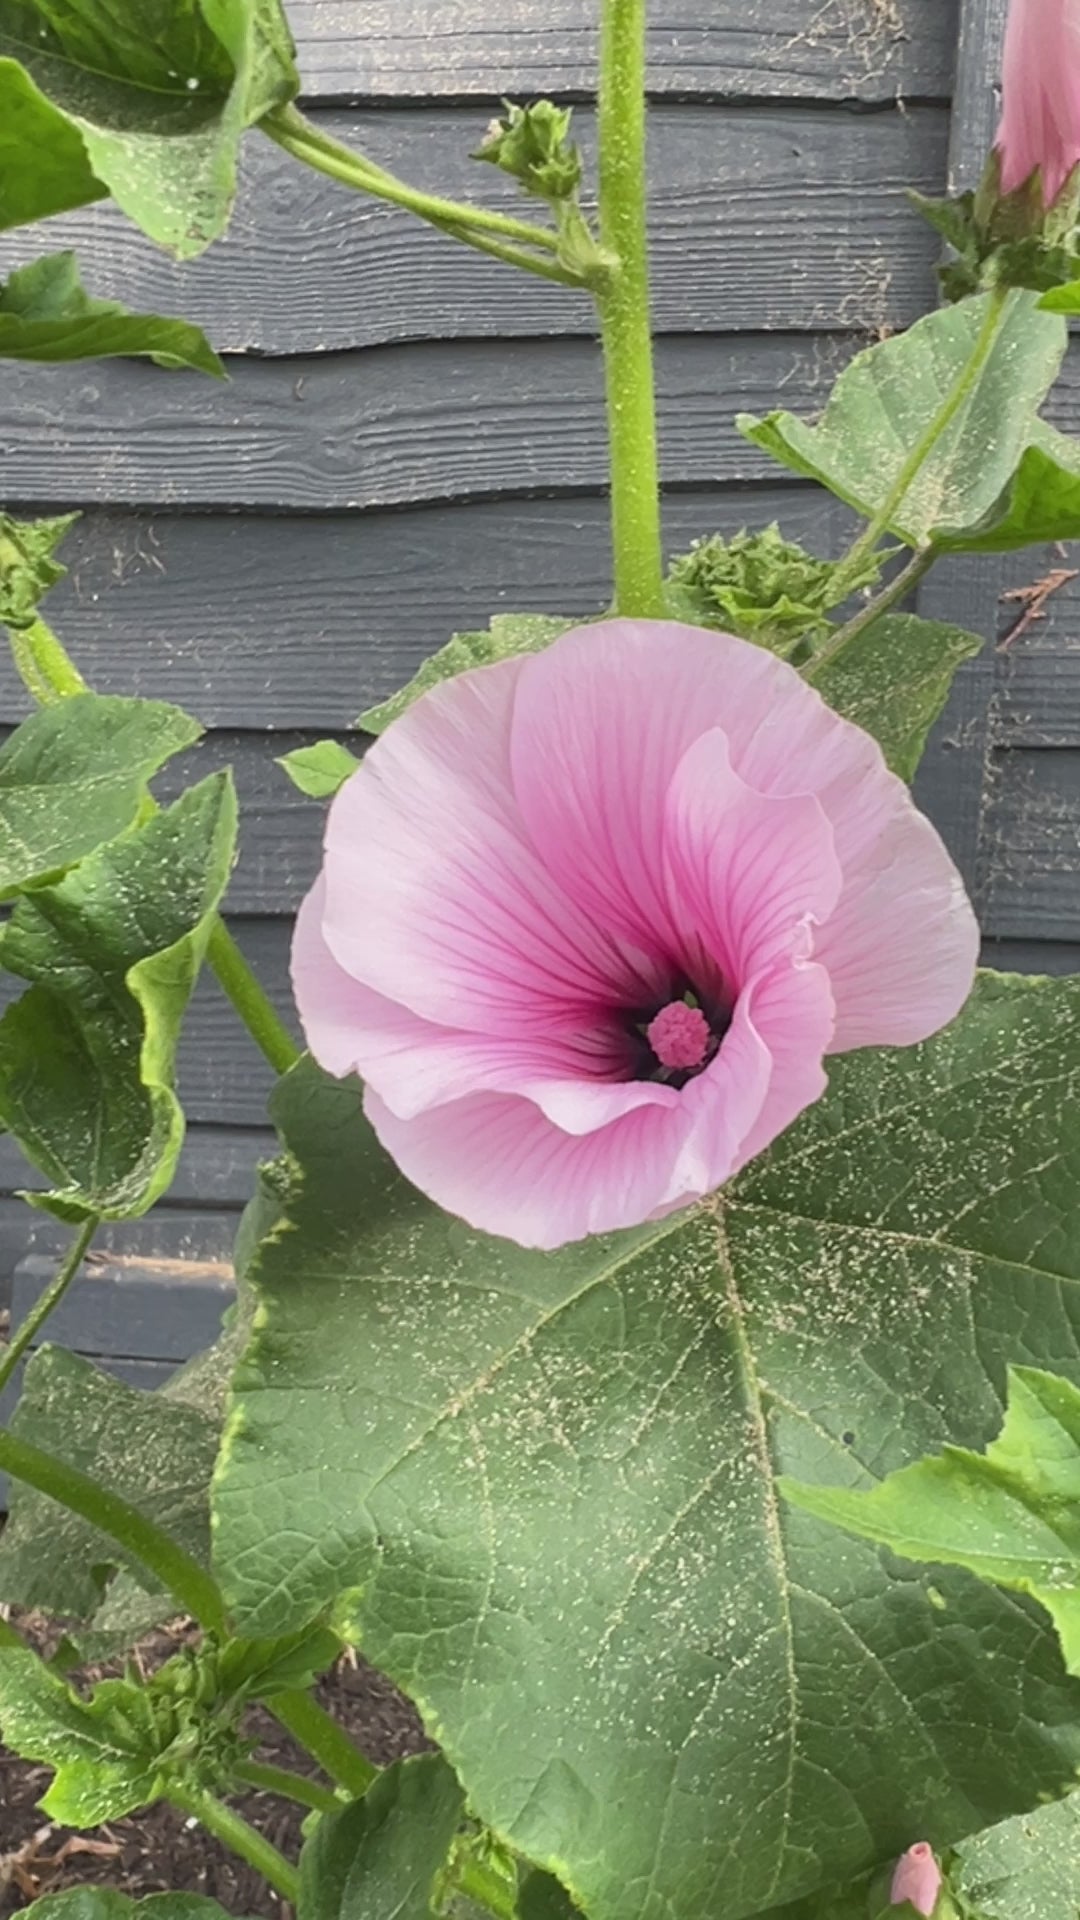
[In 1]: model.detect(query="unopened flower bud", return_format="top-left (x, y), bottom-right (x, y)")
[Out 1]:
top-left (891, 1842), bottom-right (943, 1916)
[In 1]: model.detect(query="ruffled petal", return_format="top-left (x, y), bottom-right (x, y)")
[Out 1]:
top-left (323, 656), bottom-right (662, 1037)
top-left (728, 958), bottom-right (835, 1166)
top-left (811, 804), bottom-right (979, 1051)
top-left (510, 619), bottom-right (785, 955)
top-left (363, 1085), bottom-right (699, 1249)
top-left (662, 727), bottom-right (843, 985)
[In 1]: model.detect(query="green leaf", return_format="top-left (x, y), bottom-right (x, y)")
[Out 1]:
top-left (783, 1366), bottom-right (1080, 1673)
top-left (0, 1648), bottom-right (162, 1824)
top-left (278, 740), bottom-right (361, 799)
top-left (811, 612), bottom-right (983, 782)
top-left (738, 293), bottom-right (1066, 547)
top-left (0, 691), bottom-right (202, 895)
top-left (1039, 280), bottom-right (1080, 312)
top-left (0, 1344), bottom-right (224, 1626)
top-left (0, 510), bottom-right (79, 631)
top-left (951, 1797), bottom-right (1080, 1919)
top-left (0, 1), bottom-right (298, 256)
top-left (359, 614), bottom-right (577, 735)
top-left (298, 1754), bottom-right (465, 1920)
top-left (21, 1896), bottom-right (240, 1920)
top-left (0, 773), bottom-right (237, 1217)
top-left (214, 972), bottom-right (1080, 1920)
top-left (517, 1873), bottom-right (582, 1920)
top-left (0, 57), bottom-right (105, 229)
top-left (932, 418), bottom-right (1080, 553)
top-left (0, 252), bottom-right (224, 373)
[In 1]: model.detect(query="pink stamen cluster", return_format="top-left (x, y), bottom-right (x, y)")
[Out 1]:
top-left (647, 1000), bottom-right (711, 1071)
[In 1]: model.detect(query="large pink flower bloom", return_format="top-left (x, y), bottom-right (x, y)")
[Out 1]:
top-left (996, 0), bottom-right (1080, 204)
top-left (293, 620), bottom-right (978, 1250)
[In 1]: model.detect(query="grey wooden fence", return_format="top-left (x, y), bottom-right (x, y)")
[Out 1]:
top-left (0, 0), bottom-right (1075, 1360)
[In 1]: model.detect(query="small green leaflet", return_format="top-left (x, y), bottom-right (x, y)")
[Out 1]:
top-left (0, 252), bottom-right (224, 374)
top-left (1040, 280), bottom-right (1080, 312)
top-left (20, 1896), bottom-right (241, 1920)
top-left (0, 57), bottom-right (104, 230)
top-left (214, 972), bottom-right (1080, 1920)
top-left (0, 510), bottom-right (78, 632)
top-left (298, 1755), bottom-right (465, 1920)
top-left (738, 292), bottom-right (1067, 548)
top-left (951, 1797), bottom-right (1080, 1920)
top-left (0, 773), bottom-right (236, 1219)
top-left (0, 0), bottom-right (299, 256)
top-left (810, 612), bottom-right (982, 783)
top-left (279, 739), bottom-right (361, 799)
top-left (0, 692), bottom-right (202, 894)
top-left (782, 1366), bottom-right (1080, 1674)
top-left (359, 614), bottom-right (577, 734)
top-left (933, 418), bottom-right (1080, 553)
top-left (0, 1649), bottom-right (163, 1825)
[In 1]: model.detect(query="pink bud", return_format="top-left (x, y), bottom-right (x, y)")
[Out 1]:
top-left (996, 0), bottom-right (1080, 207)
top-left (891, 1842), bottom-right (942, 1916)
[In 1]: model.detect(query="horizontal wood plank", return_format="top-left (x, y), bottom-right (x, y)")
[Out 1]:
top-left (991, 549), bottom-right (1080, 747)
top-left (11, 327), bottom-right (1080, 518)
top-left (982, 938), bottom-right (1080, 974)
top-left (982, 748), bottom-right (1080, 941)
top-left (285, 1), bottom-right (958, 102)
top-left (0, 333), bottom-right (869, 511)
top-left (0, 105), bottom-right (946, 352)
top-left (0, 488), bottom-right (859, 729)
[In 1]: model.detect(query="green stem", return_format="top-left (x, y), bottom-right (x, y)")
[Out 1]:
top-left (169, 1786), bottom-right (300, 1903)
top-left (595, 0), bottom-right (665, 616)
top-left (207, 918), bottom-right (301, 1078)
top-left (270, 1688), bottom-right (377, 1799)
top-left (262, 104), bottom-right (580, 288)
top-left (0, 1428), bottom-right (228, 1638)
top-left (6, 616), bottom-right (87, 704)
top-left (0, 1215), bottom-right (97, 1399)
top-left (804, 548), bottom-right (937, 682)
top-left (831, 285), bottom-right (1012, 595)
top-left (234, 1758), bottom-right (343, 1816)
top-left (455, 1857), bottom-right (519, 1919)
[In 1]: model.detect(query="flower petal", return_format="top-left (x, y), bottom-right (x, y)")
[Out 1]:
top-left (663, 727), bottom-right (843, 984)
top-left (323, 656), bottom-right (661, 1037)
top-left (510, 619), bottom-right (786, 954)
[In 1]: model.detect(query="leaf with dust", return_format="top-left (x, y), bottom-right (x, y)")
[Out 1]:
top-left (0, 252), bottom-right (224, 373)
top-left (214, 971), bottom-right (1080, 1920)
top-left (0, 774), bottom-right (236, 1219)
top-left (359, 614), bottom-right (578, 735)
top-left (739, 293), bottom-right (1066, 548)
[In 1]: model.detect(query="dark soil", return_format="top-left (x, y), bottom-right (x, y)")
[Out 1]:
top-left (0, 1620), bottom-right (428, 1918)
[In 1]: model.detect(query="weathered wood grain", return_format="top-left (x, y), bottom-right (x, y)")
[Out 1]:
top-left (982, 748), bottom-right (1080, 941)
top-left (0, 489), bottom-right (858, 729)
top-left (990, 549), bottom-right (1080, 747)
top-left (0, 106), bottom-right (946, 353)
top-left (285, 1), bottom-right (959, 103)
top-left (0, 333), bottom-right (872, 510)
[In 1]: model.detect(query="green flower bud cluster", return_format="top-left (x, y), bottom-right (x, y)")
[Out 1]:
top-left (473, 100), bottom-right (584, 203)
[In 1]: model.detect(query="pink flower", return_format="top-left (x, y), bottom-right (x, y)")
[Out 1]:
top-left (996, 0), bottom-right (1080, 205)
top-left (891, 1842), bottom-right (943, 1915)
top-left (292, 620), bottom-right (978, 1250)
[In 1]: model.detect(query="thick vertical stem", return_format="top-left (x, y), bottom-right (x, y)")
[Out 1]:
top-left (596, 0), bottom-right (665, 616)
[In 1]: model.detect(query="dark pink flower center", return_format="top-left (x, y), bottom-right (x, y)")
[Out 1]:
top-left (647, 1000), bottom-right (712, 1072)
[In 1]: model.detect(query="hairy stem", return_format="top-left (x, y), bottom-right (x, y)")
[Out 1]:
top-left (262, 104), bottom-right (583, 287)
top-left (595, 0), bottom-right (665, 616)
top-left (169, 1786), bottom-right (300, 1902)
top-left (7, 616), bottom-right (88, 704)
top-left (804, 549), bottom-right (937, 682)
top-left (234, 1758), bottom-right (344, 1816)
top-left (831, 285), bottom-right (1012, 596)
top-left (0, 1215), bottom-right (98, 1400)
top-left (270, 1688), bottom-right (377, 1798)
top-left (206, 919), bottom-right (301, 1078)
top-left (0, 1428), bottom-right (227, 1637)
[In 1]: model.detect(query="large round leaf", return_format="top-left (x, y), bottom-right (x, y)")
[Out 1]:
top-left (214, 974), bottom-right (1080, 1919)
